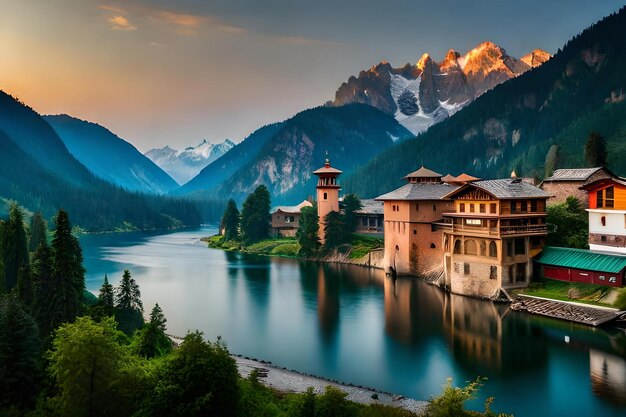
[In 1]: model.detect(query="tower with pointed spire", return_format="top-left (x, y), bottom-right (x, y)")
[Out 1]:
top-left (313, 158), bottom-right (342, 243)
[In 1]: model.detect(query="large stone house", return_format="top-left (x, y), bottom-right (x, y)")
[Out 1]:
top-left (271, 200), bottom-right (313, 237)
top-left (440, 178), bottom-right (550, 298)
top-left (540, 167), bottom-right (613, 207)
top-left (375, 167), bottom-right (459, 277)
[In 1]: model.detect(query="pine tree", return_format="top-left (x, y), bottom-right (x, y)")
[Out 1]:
top-left (49, 209), bottom-right (85, 330)
top-left (149, 303), bottom-right (167, 332)
top-left (97, 274), bottom-right (115, 316)
top-left (296, 205), bottom-right (321, 257)
top-left (15, 265), bottom-right (33, 310)
top-left (240, 185), bottom-right (271, 244)
top-left (220, 199), bottom-right (240, 241)
top-left (116, 269), bottom-right (143, 313)
top-left (29, 211), bottom-right (47, 253)
top-left (1, 203), bottom-right (29, 291)
top-left (31, 241), bottom-right (53, 338)
top-left (342, 194), bottom-right (362, 236)
top-left (0, 294), bottom-right (41, 409)
top-left (584, 132), bottom-right (607, 167)
top-left (323, 211), bottom-right (345, 252)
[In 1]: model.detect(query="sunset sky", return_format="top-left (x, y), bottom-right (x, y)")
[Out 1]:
top-left (1, 0), bottom-right (622, 151)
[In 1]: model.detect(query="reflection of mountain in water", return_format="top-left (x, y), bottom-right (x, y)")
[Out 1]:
top-left (590, 349), bottom-right (626, 406)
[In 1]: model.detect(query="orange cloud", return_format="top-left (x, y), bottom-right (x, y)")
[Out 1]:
top-left (108, 15), bottom-right (137, 31)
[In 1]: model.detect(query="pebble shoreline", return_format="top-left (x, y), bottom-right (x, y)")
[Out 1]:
top-left (235, 355), bottom-right (429, 415)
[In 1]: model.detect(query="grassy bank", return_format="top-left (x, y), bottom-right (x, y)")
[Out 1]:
top-left (203, 234), bottom-right (383, 260)
top-left (513, 279), bottom-right (626, 309)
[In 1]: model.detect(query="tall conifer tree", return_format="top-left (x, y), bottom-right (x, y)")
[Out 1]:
top-left (29, 212), bottom-right (47, 253)
top-left (240, 185), bottom-right (271, 244)
top-left (31, 241), bottom-right (53, 337)
top-left (1, 203), bottom-right (29, 291)
top-left (220, 199), bottom-right (240, 241)
top-left (296, 205), bottom-right (321, 257)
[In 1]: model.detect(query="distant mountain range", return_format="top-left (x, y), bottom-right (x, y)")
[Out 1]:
top-left (332, 42), bottom-right (550, 135)
top-left (45, 114), bottom-right (179, 194)
top-left (175, 104), bottom-right (412, 204)
top-left (342, 7), bottom-right (626, 198)
top-left (0, 91), bottom-right (202, 230)
top-left (145, 139), bottom-right (235, 184)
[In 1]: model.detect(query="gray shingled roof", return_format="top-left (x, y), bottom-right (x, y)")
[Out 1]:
top-left (404, 166), bottom-right (443, 178)
top-left (543, 168), bottom-right (603, 181)
top-left (470, 179), bottom-right (550, 199)
top-left (375, 182), bottom-right (459, 201)
top-left (355, 199), bottom-right (384, 215)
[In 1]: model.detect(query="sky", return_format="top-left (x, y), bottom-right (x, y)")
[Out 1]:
top-left (1, 0), bottom-right (623, 151)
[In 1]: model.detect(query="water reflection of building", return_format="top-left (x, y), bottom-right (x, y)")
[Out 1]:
top-left (317, 265), bottom-right (340, 339)
top-left (590, 349), bottom-right (626, 406)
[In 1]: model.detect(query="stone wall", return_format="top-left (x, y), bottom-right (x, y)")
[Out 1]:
top-left (449, 258), bottom-right (499, 299)
top-left (541, 181), bottom-right (588, 207)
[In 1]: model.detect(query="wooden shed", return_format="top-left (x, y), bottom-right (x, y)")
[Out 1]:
top-left (535, 246), bottom-right (626, 287)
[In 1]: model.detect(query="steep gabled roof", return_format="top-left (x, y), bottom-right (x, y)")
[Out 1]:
top-left (543, 167), bottom-right (611, 182)
top-left (272, 200), bottom-right (313, 214)
top-left (581, 176), bottom-right (626, 191)
top-left (455, 173), bottom-right (481, 183)
top-left (404, 166), bottom-right (442, 179)
top-left (375, 182), bottom-right (459, 201)
top-left (445, 179), bottom-right (550, 200)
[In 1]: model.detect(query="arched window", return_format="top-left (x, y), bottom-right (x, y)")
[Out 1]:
top-left (465, 240), bottom-right (477, 256)
top-left (489, 241), bottom-right (497, 258)
top-left (454, 239), bottom-right (462, 254)
top-left (601, 216), bottom-right (606, 226)
top-left (430, 243), bottom-right (436, 249)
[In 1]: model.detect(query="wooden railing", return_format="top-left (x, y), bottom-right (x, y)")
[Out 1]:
top-left (434, 223), bottom-right (547, 236)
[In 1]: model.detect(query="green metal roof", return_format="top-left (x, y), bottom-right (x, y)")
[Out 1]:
top-left (535, 246), bottom-right (626, 273)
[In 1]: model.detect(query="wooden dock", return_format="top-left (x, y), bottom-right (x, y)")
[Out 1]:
top-left (510, 295), bottom-right (623, 326)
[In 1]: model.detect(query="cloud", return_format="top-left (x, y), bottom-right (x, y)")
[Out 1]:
top-left (148, 9), bottom-right (246, 35)
top-left (273, 35), bottom-right (342, 47)
top-left (108, 15), bottom-right (138, 31)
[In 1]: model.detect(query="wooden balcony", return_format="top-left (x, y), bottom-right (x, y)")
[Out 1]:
top-left (437, 223), bottom-right (547, 237)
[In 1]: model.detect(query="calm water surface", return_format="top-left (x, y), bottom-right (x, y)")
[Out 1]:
top-left (80, 226), bottom-right (626, 417)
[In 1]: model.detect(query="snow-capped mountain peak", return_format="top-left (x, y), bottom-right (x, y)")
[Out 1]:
top-left (145, 138), bottom-right (235, 185)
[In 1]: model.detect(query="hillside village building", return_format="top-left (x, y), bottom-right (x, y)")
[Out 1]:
top-left (375, 167), bottom-right (459, 277)
top-left (440, 179), bottom-right (550, 298)
top-left (582, 176), bottom-right (626, 254)
top-left (540, 167), bottom-right (613, 207)
top-left (271, 200), bottom-right (313, 237)
top-left (354, 199), bottom-right (384, 235)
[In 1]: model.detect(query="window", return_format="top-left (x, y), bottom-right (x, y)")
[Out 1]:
top-left (599, 275), bottom-right (606, 281)
top-left (470, 204), bottom-right (475, 213)
top-left (460, 203), bottom-right (465, 213)
top-left (515, 238), bottom-right (525, 255)
top-left (490, 203), bottom-right (497, 214)
top-left (323, 192), bottom-right (328, 200)
top-left (520, 200), bottom-right (527, 212)
top-left (597, 190), bottom-right (604, 208)
top-left (606, 186), bottom-right (615, 208)
top-left (511, 201), bottom-right (517, 213)
top-left (395, 245), bottom-right (399, 251)
top-left (609, 277), bottom-right (617, 283)
top-left (454, 239), bottom-right (462, 254)
top-left (480, 241), bottom-right (486, 256)
top-left (490, 265), bottom-right (497, 280)
top-left (361, 218), bottom-right (368, 226)
top-left (433, 204), bottom-right (437, 211)
top-left (516, 263), bottom-right (526, 283)
top-left (285, 216), bottom-right (295, 223)
top-left (506, 240), bottom-right (514, 258)
top-left (464, 263), bottom-right (470, 274)
top-left (601, 216), bottom-right (606, 226)
top-left (415, 203), bottom-right (419, 211)
top-left (430, 243), bottom-right (436, 249)
top-left (413, 229), bottom-right (417, 235)
top-left (601, 235), bottom-right (607, 242)
top-left (480, 204), bottom-right (486, 213)
top-left (489, 241), bottom-right (497, 257)
top-left (465, 240), bottom-right (477, 255)
top-left (465, 219), bottom-right (481, 226)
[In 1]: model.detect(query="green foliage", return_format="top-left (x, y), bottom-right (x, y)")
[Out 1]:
top-left (221, 199), bottom-right (241, 241)
top-left (296, 205), bottom-right (321, 258)
top-left (31, 241), bottom-right (53, 338)
top-left (519, 279), bottom-right (611, 307)
top-left (49, 209), bottom-right (85, 331)
top-left (116, 269), bottom-right (143, 313)
top-left (315, 386), bottom-right (358, 417)
top-left (241, 185), bottom-right (271, 244)
top-left (150, 303), bottom-right (167, 332)
top-left (544, 144), bottom-right (561, 178)
top-left (29, 212), bottom-right (47, 253)
top-left (98, 274), bottom-right (115, 314)
top-left (15, 265), bottom-right (33, 309)
top-left (348, 235), bottom-right (384, 259)
top-left (427, 377), bottom-right (512, 417)
top-left (132, 322), bottom-right (172, 359)
top-left (615, 288), bottom-right (626, 310)
top-left (1, 203), bottom-right (29, 291)
top-left (144, 332), bottom-right (239, 417)
top-left (342, 194), bottom-right (362, 235)
top-left (546, 197), bottom-right (589, 248)
top-left (584, 131), bottom-right (607, 167)
top-left (323, 211), bottom-right (345, 252)
top-left (0, 294), bottom-right (41, 409)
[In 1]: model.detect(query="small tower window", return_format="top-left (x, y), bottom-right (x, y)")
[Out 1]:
top-left (430, 243), bottom-right (436, 249)
top-left (601, 216), bottom-right (606, 226)
top-left (323, 192), bottom-right (327, 200)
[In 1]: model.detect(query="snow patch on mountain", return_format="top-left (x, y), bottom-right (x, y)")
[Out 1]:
top-left (145, 139), bottom-right (235, 185)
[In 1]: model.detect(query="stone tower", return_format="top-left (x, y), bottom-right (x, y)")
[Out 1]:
top-left (313, 159), bottom-right (342, 243)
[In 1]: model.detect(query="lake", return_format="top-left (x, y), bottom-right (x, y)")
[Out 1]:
top-left (80, 226), bottom-right (626, 417)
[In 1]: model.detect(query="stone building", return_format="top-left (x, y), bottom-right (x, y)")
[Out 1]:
top-left (582, 176), bottom-right (626, 254)
top-left (313, 159), bottom-right (342, 243)
top-left (540, 167), bottom-right (613, 207)
top-left (440, 178), bottom-right (550, 299)
top-left (375, 167), bottom-right (459, 277)
top-left (271, 200), bottom-right (313, 237)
